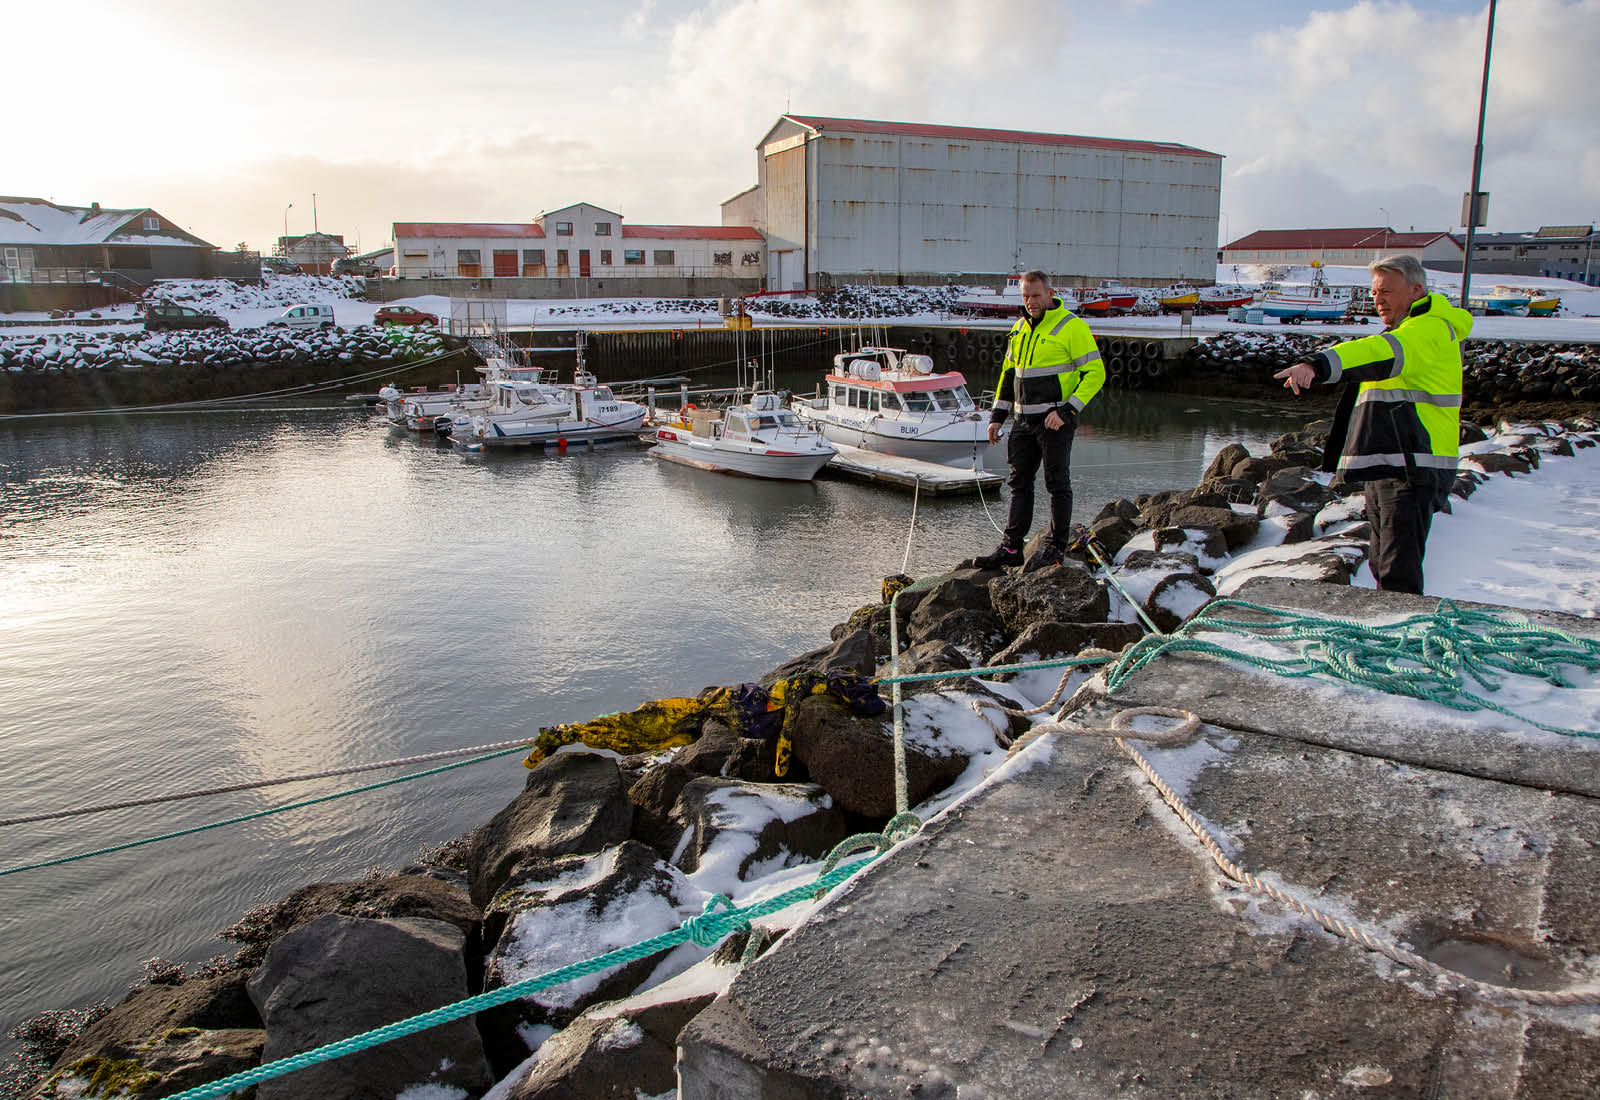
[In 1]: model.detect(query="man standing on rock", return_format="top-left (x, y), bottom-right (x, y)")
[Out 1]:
top-left (975, 270), bottom-right (1105, 569)
top-left (1275, 254), bottom-right (1471, 594)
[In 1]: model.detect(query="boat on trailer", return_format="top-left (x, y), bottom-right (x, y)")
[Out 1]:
top-left (651, 393), bottom-right (836, 480)
top-left (790, 346), bottom-right (988, 470)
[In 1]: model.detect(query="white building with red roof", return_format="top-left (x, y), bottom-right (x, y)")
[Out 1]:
top-left (1221, 227), bottom-right (1463, 268)
top-left (723, 115), bottom-right (1223, 290)
top-left (392, 202), bottom-right (763, 286)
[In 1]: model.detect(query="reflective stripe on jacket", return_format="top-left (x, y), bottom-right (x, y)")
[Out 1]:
top-left (991, 297), bottom-right (1104, 425)
top-left (1311, 292), bottom-right (1471, 483)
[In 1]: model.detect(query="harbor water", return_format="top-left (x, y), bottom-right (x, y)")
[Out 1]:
top-left (0, 388), bottom-right (1310, 1053)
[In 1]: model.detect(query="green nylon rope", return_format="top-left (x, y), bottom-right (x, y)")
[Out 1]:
top-left (156, 848), bottom-right (888, 1100)
top-left (0, 746), bottom-right (529, 878)
top-left (1104, 598), bottom-right (1600, 739)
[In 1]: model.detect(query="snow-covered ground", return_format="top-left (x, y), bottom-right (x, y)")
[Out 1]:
top-left (5, 265), bottom-right (1598, 342)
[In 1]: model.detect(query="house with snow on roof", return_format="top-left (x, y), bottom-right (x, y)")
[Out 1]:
top-left (1220, 227), bottom-right (1463, 269)
top-left (1, 195), bottom-right (257, 312)
top-left (389, 202), bottom-right (764, 300)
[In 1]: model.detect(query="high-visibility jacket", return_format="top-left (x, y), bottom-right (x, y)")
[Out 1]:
top-left (1309, 292), bottom-right (1471, 483)
top-left (991, 297), bottom-right (1104, 426)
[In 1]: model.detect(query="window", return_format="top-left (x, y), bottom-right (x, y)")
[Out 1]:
top-left (456, 248), bottom-right (481, 277)
top-left (555, 221), bottom-right (573, 236)
top-left (402, 250), bottom-right (428, 259)
top-left (524, 249), bottom-right (544, 264)
top-left (624, 249), bottom-right (645, 265)
top-left (594, 222), bottom-right (611, 235)
top-left (142, 215), bottom-right (160, 230)
top-left (599, 250), bottom-right (612, 265)
top-left (653, 250), bottom-right (675, 266)
top-left (713, 251), bottom-right (732, 266)
top-left (556, 249), bottom-right (569, 266)
top-left (903, 391), bottom-right (933, 412)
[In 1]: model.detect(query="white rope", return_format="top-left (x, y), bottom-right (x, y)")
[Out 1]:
top-left (0, 737), bottom-right (536, 827)
top-left (900, 476), bottom-right (921, 574)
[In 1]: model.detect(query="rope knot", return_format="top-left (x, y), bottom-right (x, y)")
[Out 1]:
top-left (684, 893), bottom-right (747, 948)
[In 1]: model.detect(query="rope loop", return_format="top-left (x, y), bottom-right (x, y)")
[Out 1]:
top-left (685, 894), bottom-right (746, 948)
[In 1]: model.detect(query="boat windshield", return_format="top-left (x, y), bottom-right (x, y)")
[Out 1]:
top-left (595, 387), bottom-right (615, 400)
top-left (929, 388), bottom-right (969, 411)
top-left (902, 391), bottom-right (934, 412)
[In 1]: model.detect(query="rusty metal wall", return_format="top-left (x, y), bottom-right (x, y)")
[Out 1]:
top-left (806, 133), bottom-right (1220, 284)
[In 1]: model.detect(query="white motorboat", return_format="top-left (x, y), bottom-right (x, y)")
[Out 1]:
top-left (378, 382), bottom-right (487, 430)
top-left (790, 346), bottom-right (988, 469)
top-left (650, 393), bottom-right (836, 481)
top-left (1256, 269), bottom-right (1353, 321)
top-left (456, 370), bottom-right (647, 448)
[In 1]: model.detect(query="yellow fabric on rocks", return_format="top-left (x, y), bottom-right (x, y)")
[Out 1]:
top-left (523, 697), bottom-right (705, 768)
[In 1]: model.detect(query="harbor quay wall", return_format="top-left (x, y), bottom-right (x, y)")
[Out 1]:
top-left (363, 275), bottom-right (764, 302)
top-left (13, 417), bottom-right (1599, 1099)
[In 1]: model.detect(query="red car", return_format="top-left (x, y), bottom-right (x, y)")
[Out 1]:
top-left (373, 305), bottom-right (438, 326)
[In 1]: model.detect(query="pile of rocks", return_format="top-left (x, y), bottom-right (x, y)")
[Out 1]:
top-left (19, 418), bottom-right (1599, 1100)
top-left (0, 325), bottom-right (449, 375)
top-left (749, 284), bottom-right (967, 320)
top-left (1183, 334), bottom-right (1600, 407)
top-left (139, 275), bottom-right (367, 312)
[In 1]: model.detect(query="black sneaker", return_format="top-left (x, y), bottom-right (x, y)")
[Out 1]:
top-left (973, 543), bottom-right (1023, 569)
top-left (1023, 544), bottom-right (1066, 573)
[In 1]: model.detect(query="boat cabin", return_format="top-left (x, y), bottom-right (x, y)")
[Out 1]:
top-left (826, 348), bottom-right (975, 415)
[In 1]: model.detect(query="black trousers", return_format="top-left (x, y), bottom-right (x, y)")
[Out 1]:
top-left (1363, 475), bottom-right (1442, 595)
top-left (1003, 419), bottom-right (1076, 550)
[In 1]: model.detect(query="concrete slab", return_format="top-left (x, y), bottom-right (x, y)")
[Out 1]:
top-left (1103, 577), bottom-right (1600, 798)
top-left (678, 583), bottom-right (1600, 1099)
top-left (822, 444), bottom-right (1003, 496)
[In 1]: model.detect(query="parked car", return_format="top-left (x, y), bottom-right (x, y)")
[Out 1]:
top-left (373, 305), bottom-right (439, 327)
top-left (144, 303), bottom-right (230, 331)
top-left (272, 303), bottom-right (338, 330)
top-left (261, 256), bottom-right (301, 276)
top-left (332, 257), bottom-right (379, 277)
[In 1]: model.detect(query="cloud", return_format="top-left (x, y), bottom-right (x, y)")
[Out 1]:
top-left (1234, 0), bottom-right (1600, 234)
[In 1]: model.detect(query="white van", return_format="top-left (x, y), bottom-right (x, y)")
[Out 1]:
top-left (275, 303), bottom-right (337, 330)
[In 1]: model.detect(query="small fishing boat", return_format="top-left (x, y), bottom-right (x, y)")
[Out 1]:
top-left (454, 370), bottom-right (647, 449)
top-left (1072, 288), bottom-right (1113, 316)
top-left (651, 393), bottom-right (836, 480)
top-left (378, 383), bottom-right (487, 430)
top-left (791, 346), bottom-right (988, 469)
top-left (1462, 287), bottom-right (1535, 317)
top-left (1155, 284), bottom-right (1200, 312)
top-left (953, 275), bottom-right (1024, 317)
top-left (1256, 274), bottom-right (1353, 322)
top-left (1094, 281), bottom-right (1139, 313)
top-left (1199, 286), bottom-right (1255, 312)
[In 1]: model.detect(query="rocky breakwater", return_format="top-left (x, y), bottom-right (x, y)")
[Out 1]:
top-left (12, 419), bottom-right (1599, 1099)
top-left (1181, 332), bottom-right (1600, 419)
top-left (0, 326), bottom-right (466, 414)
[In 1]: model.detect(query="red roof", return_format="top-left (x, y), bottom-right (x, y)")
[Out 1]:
top-left (1223, 228), bottom-right (1460, 251)
top-left (621, 224), bottom-right (763, 240)
top-left (393, 222), bottom-right (545, 239)
top-left (783, 115), bottom-right (1221, 160)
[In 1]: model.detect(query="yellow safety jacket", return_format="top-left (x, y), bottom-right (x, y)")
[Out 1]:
top-left (991, 297), bottom-right (1104, 426)
top-left (1310, 292), bottom-right (1471, 483)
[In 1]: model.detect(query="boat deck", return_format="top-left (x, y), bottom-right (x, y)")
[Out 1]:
top-left (822, 443), bottom-right (1003, 495)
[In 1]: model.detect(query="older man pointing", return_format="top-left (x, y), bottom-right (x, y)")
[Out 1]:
top-left (1275, 254), bottom-right (1471, 594)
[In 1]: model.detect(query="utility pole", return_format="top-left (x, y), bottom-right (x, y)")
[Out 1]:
top-left (1459, 0), bottom-right (1497, 308)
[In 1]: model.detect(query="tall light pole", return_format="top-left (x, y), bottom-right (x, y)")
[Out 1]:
top-left (282, 203), bottom-right (293, 250)
top-left (1460, 0), bottom-right (1498, 308)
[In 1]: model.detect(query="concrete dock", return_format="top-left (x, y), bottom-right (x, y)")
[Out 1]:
top-left (678, 578), bottom-right (1600, 1098)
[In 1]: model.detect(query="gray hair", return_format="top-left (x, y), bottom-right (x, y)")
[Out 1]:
top-left (1019, 269), bottom-right (1052, 288)
top-left (1369, 253), bottom-right (1428, 290)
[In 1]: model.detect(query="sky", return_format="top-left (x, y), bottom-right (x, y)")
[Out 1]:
top-left (9, 0), bottom-right (1599, 255)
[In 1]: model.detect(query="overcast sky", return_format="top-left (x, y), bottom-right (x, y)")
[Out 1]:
top-left (12, 0), bottom-right (1598, 255)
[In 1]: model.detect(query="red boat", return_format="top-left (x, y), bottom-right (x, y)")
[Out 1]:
top-left (1095, 281), bottom-right (1139, 313)
top-left (1199, 287), bottom-right (1255, 312)
top-left (1072, 290), bottom-right (1112, 315)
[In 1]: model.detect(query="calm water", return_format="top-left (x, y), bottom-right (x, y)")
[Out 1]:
top-left (0, 388), bottom-right (1308, 1049)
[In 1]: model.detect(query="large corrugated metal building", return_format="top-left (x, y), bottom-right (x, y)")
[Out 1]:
top-left (721, 115), bottom-right (1222, 290)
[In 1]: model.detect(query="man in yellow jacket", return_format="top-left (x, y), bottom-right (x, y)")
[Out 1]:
top-left (974, 270), bottom-right (1105, 569)
top-left (1275, 254), bottom-right (1470, 594)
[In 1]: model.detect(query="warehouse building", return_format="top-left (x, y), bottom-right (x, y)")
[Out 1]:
top-left (721, 115), bottom-right (1223, 290)
top-left (1444, 225), bottom-right (1598, 285)
top-left (1220, 227), bottom-right (1463, 268)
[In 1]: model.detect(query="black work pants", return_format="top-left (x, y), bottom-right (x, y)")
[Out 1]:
top-left (1003, 418), bottom-right (1075, 550)
top-left (1363, 476), bottom-right (1441, 595)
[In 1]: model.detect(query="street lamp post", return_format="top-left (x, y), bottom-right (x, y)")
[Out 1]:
top-left (282, 203), bottom-right (293, 251)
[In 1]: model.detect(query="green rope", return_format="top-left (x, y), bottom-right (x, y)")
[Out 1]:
top-left (157, 846), bottom-right (891, 1100)
top-left (877, 651), bottom-right (1115, 686)
top-left (1104, 598), bottom-right (1600, 739)
top-left (0, 746), bottom-right (529, 878)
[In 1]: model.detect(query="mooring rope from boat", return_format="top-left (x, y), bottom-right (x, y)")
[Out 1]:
top-left (899, 476), bottom-right (921, 574)
top-left (0, 348), bottom-right (464, 421)
top-left (0, 738), bottom-right (539, 828)
top-left (0, 745), bottom-right (530, 878)
top-left (155, 830), bottom-right (908, 1100)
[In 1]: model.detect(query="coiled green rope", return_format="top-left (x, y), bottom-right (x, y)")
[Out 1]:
top-left (1105, 597), bottom-right (1600, 739)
